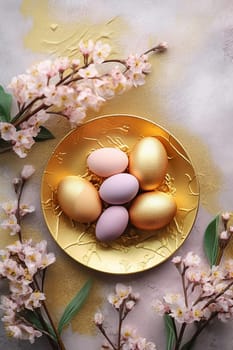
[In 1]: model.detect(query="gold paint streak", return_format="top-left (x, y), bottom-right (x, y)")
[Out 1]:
top-left (44, 253), bottom-right (103, 334)
top-left (173, 128), bottom-right (222, 214)
top-left (21, 0), bottom-right (127, 57)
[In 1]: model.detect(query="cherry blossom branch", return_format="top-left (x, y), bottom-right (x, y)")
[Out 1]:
top-left (0, 39), bottom-right (168, 158)
top-left (94, 284), bottom-right (155, 350)
top-left (174, 322), bottom-right (187, 350)
top-left (33, 276), bottom-right (66, 350)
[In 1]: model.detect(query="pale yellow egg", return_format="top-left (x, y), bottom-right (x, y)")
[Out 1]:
top-left (129, 191), bottom-right (177, 230)
top-left (57, 176), bottom-right (102, 223)
top-left (129, 137), bottom-right (168, 190)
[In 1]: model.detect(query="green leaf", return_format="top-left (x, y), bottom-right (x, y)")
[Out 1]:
top-left (204, 214), bottom-right (220, 266)
top-left (181, 338), bottom-right (197, 350)
top-left (164, 314), bottom-right (176, 350)
top-left (34, 126), bottom-right (55, 141)
top-left (0, 85), bottom-right (12, 122)
top-left (58, 279), bottom-right (92, 334)
top-left (23, 310), bottom-right (57, 341)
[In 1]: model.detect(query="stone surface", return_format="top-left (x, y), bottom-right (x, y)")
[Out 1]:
top-left (1, 0), bottom-right (233, 349)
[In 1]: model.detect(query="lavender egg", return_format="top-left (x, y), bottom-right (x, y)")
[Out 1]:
top-left (95, 206), bottom-right (129, 242)
top-left (99, 173), bottom-right (139, 204)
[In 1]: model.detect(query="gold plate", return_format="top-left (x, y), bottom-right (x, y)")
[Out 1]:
top-left (41, 115), bottom-right (199, 274)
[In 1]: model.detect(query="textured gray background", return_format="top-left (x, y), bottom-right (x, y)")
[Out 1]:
top-left (1, 0), bottom-right (233, 349)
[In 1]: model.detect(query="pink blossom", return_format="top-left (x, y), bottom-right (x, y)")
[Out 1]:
top-left (78, 64), bottom-right (98, 79)
top-left (1, 200), bottom-right (17, 215)
top-left (27, 59), bottom-right (55, 78)
top-left (202, 282), bottom-right (215, 296)
top-left (186, 269), bottom-right (201, 283)
top-left (0, 258), bottom-right (24, 281)
top-left (126, 71), bottom-right (146, 87)
top-left (125, 300), bottom-right (136, 311)
top-left (183, 252), bottom-right (201, 267)
top-left (21, 165), bottom-right (35, 180)
top-left (126, 54), bottom-right (151, 74)
top-left (172, 256), bottom-right (182, 265)
top-left (53, 57), bottom-right (70, 72)
top-left (0, 122), bottom-right (16, 141)
top-left (153, 299), bottom-right (169, 315)
top-left (219, 230), bottom-right (229, 240)
top-left (19, 204), bottom-right (35, 217)
top-left (189, 306), bottom-right (204, 322)
top-left (71, 58), bottom-right (81, 68)
top-left (79, 39), bottom-right (94, 56)
top-left (170, 304), bottom-right (189, 323)
top-left (0, 214), bottom-right (20, 235)
top-left (6, 323), bottom-right (42, 343)
top-left (24, 291), bottom-right (46, 310)
top-left (92, 41), bottom-right (111, 64)
top-left (163, 293), bottom-right (183, 305)
top-left (65, 106), bottom-right (86, 128)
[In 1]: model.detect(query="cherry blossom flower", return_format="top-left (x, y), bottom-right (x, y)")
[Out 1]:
top-left (79, 39), bottom-right (94, 56)
top-left (78, 64), bottom-right (99, 79)
top-left (24, 291), bottom-right (46, 310)
top-left (172, 255), bottom-right (182, 265)
top-left (53, 57), bottom-right (70, 72)
top-left (183, 251), bottom-right (201, 267)
top-left (126, 54), bottom-right (151, 74)
top-left (0, 122), bottom-right (16, 141)
top-left (1, 200), bottom-right (17, 215)
top-left (92, 41), bottom-right (111, 64)
top-left (0, 214), bottom-right (20, 235)
top-left (21, 165), bottom-right (35, 180)
top-left (6, 323), bottom-right (42, 344)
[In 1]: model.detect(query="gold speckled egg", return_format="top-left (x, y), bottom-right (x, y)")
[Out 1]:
top-left (57, 176), bottom-right (102, 223)
top-left (129, 191), bottom-right (177, 230)
top-left (129, 136), bottom-right (168, 190)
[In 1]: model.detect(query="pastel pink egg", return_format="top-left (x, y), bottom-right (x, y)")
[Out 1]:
top-left (87, 147), bottom-right (128, 177)
top-left (95, 206), bottom-right (129, 242)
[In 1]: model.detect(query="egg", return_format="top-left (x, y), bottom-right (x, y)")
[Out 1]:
top-left (57, 176), bottom-right (102, 223)
top-left (99, 173), bottom-right (139, 204)
top-left (129, 191), bottom-right (177, 230)
top-left (95, 206), bottom-right (129, 242)
top-left (87, 147), bottom-right (128, 177)
top-left (129, 136), bottom-right (168, 190)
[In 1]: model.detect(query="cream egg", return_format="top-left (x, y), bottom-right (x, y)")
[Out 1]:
top-left (95, 206), bottom-right (129, 242)
top-left (99, 173), bottom-right (139, 204)
top-left (129, 191), bottom-right (177, 230)
top-left (87, 147), bottom-right (128, 177)
top-left (57, 176), bottom-right (102, 223)
top-left (129, 137), bottom-right (168, 190)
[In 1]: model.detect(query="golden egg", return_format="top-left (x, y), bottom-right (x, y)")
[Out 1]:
top-left (129, 136), bottom-right (168, 190)
top-left (57, 176), bottom-right (102, 223)
top-left (129, 191), bottom-right (177, 230)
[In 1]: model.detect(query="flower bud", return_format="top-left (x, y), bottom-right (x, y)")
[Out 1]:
top-left (219, 230), bottom-right (229, 241)
top-left (156, 42), bottom-right (168, 52)
top-left (222, 212), bottom-right (230, 222)
top-left (172, 256), bottom-right (182, 265)
top-left (219, 230), bottom-right (230, 249)
top-left (21, 165), bottom-right (35, 180)
top-left (94, 312), bottom-right (104, 326)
